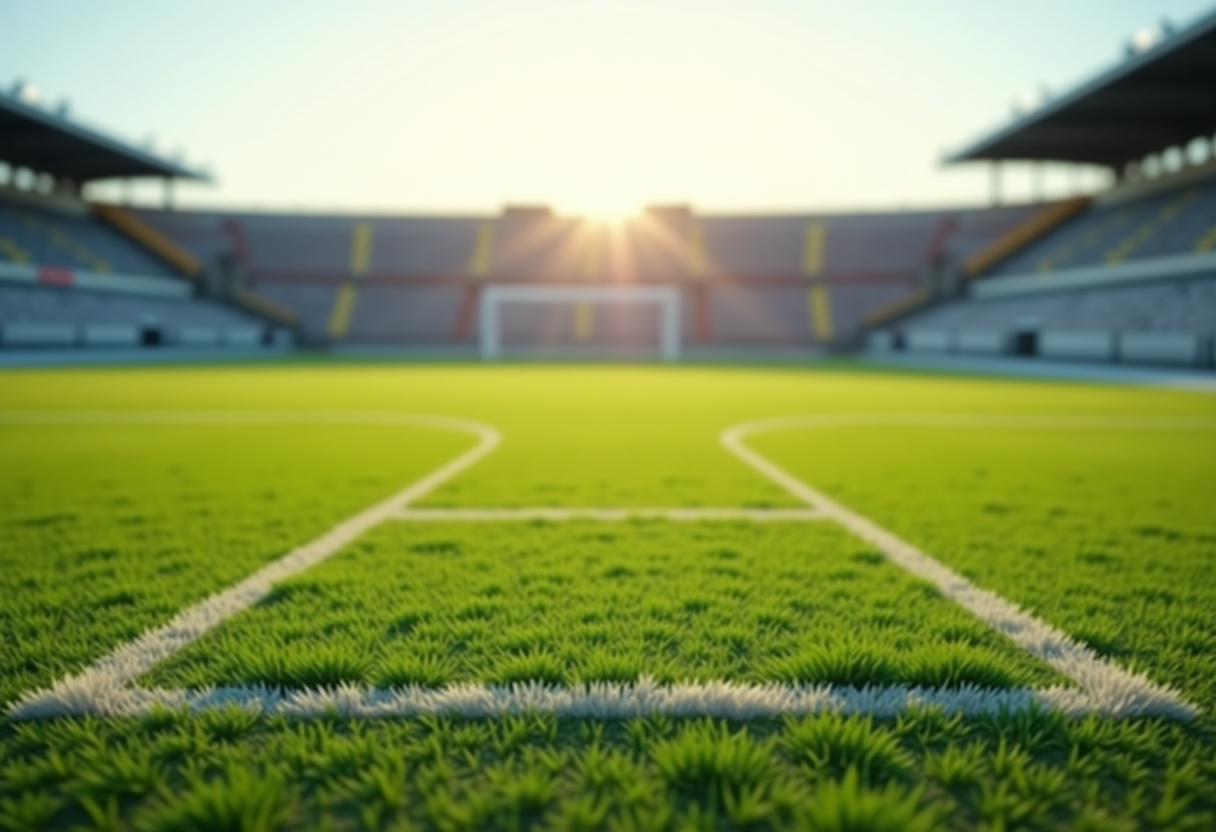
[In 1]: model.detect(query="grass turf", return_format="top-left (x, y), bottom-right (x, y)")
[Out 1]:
top-left (1, 364), bottom-right (1215, 830)
top-left (752, 424), bottom-right (1216, 710)
top-left (142, 520), bottom-right (1061, 691)
top-left (0, 422), bottom-right (471, 707)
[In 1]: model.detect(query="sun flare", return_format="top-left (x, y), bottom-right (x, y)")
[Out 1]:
top-left (563, 196), bottom-right (639, 223)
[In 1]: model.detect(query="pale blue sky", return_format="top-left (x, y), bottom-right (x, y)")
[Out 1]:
top-left (2, 0), bottom-right (1211, 215)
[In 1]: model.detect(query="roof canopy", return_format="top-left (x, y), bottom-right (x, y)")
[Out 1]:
top-left (948, 8), bottom-right (1216, 168)
top-left (0, 91), bottom-right (209, 183)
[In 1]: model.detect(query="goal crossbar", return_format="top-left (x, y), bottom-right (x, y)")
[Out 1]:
top-left (479, 285), bottom-right (682, 361)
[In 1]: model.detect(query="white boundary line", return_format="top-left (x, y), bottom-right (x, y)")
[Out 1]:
top-left (6, 411), bottom-right (1206, 720)
top-left (393, 508), bottom-right (828, 522)
top-left (721, 414), bottom-right (1204, 720)
top-left (5, 412), bottom-right (500, 719)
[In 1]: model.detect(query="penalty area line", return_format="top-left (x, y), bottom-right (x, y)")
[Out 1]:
top-left (392, 508), bottom-right (828, 522)
top-left (6, 679), bottom-right (1164, 721)
top-left (6, 411), bottom-right (500, 720)
top-left (721, 414), bottom-right (1200, 721)
top-left (5, 410), bottom-right (1203, 721)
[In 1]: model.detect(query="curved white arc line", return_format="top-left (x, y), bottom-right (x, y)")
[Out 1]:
top-left (8, 412), bottom-right (500, 720)
top-left (721, 414), bottom-right (1199, 720)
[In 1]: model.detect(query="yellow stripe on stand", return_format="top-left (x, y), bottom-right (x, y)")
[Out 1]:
top-left (468, 223), bottom-right (495, 279)
top-left (803, 221), bottom-right (826, 276)
top-left (808, 283), bottom-right (833, 342)
top-left (13, 209), bottom-right (109, 271)
top-left (350, 223), bottom-right (374, 276)
top-left (803, 221), bottom-right (831, 342)
top-left (91, 202), bottom-right (202, 278)
top-left (0, 237), bottom-right (30, 263)
top-left (1105, 189), bottom-right (1200, 264)
top-left (1195, 223), bottom-right (1216, 253)
top-left (326, 282), bottom-right (359, 339)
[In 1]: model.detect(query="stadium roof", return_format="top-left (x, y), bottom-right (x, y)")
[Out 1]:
top-left (0, 89), bottom-right (210, 183)
top-left (947, 8), bottom-right (1216, 169)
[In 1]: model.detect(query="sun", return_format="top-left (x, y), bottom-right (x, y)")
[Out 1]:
top-left (563, 195), bottom-right (639, 223)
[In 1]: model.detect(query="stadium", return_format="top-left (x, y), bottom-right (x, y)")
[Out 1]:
top-left (1, 3), bottom-right (1215, 830)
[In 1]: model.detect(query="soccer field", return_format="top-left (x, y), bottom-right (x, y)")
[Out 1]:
top-left (2, 363), bottom-right (1215, 830)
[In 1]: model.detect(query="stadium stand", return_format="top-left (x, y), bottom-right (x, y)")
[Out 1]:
top-left (884, 280), bottom-right (1216, 365)
top-left (0, 89), bottom-right (297, 353)
top-left (0, 283), bottom-right (270, 348)
top-left (1, 195), bottom-right (173, 276)
top-left (990, 169), bottom-right (1216, 276)
top-left (133, 204), bottom-right (1038, 350)
top-left (7, 11), bottom-right (1214, 363)
top-left (0, 190), bottom-right (292, 351)
top-left (871, 8), bottom-right (1216, 370)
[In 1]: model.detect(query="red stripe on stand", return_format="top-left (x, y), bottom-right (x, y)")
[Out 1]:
top-left (38, 267), bottom-right (75, 286)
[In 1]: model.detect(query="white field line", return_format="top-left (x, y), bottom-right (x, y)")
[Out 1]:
top-left (6, 411), bottom-right (1208, 720)
top-left (4, 679), bottom-right (1117, 721)
top-left (722, 414), bottom-right (1204, 721)
top-left (393, 508), bottom-right (828, 522)
top-left (7, 412), bottom-right (500, 720)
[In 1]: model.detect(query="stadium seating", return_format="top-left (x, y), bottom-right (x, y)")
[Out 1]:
top-left (875, 279), bottom-right (1216, 366)
top-left (250, 283), bottom-right (340, 339)
top-left (133, 204), bottom-right (1039, 349)
top-left (989, 170), bottom-right (1216, 277)
top-left (346, 286), bottom-right (465, 343)
top-left (869, 168), bottom-right (1216, 370)
top-left (0, 284), bottom-right (276, 348)
top-left (0, 192), bottom-right (294, 352)
top-left (0, 197), bottom-right (174, 277)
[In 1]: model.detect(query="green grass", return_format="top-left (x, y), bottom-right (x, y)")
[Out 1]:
top-left (143, 520), bottom-right (1060, 690)
top-left (752, 425), bottom-right (1216, 710)
top-left (1, 364), bottom-right (1216, 830)
top-left (0, 422), bottom-right (471, 706)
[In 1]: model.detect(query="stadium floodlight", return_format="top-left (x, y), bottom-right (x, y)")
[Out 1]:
top-left (1014, 90), bottom-right (1041, 115)
top-left (479, 285), bottom-right (682, 362)
top-left (15, 81), bottom-right (41, 105)
top-left (1130, 26), bottom-right (1159, 53)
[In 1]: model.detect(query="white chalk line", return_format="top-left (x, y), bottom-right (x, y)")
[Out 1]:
top-left (6, 411), bottom-right (1205, 720)
top-left (6, 412), bottom-right (499, 719)
top-left (4, 679), bottom-right (1116, 721)
top-left (392, 508), bottom-right (828, 522)
top-left (721, 415), bottom-right (1202, 721)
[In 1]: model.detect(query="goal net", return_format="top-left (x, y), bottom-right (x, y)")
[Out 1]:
top-left (479, 286), bottom-right (682, 361)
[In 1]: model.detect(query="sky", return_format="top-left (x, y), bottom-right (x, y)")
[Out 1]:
top-left (1, 0), bottom-right (1212, 217)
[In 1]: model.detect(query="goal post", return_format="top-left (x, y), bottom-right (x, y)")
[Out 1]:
top-left (479, 285), bottom-right (683, 361)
